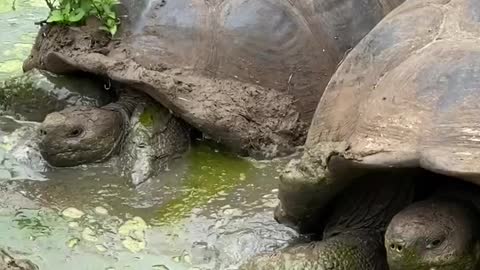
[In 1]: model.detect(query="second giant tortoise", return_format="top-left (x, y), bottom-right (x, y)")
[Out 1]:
top-left (245, 0), bottom-right (480, 269)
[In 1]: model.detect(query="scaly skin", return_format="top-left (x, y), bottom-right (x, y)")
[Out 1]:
top-left (120, 100), bottom-right (190, 185)
top-left (241, 231), bottom-right (387, 270)
top-left (242, 171), bottom-right (417, 269)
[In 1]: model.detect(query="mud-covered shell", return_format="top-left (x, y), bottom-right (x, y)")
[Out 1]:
top-left (24, 0), bottom-right (404, 157)
top-left (277, 0), bottom-right (480, 233)
top-left (118, 0), bottom-right (405, 122)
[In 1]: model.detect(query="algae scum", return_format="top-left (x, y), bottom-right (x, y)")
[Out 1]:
top-left (0, 1), bottom-right (296, 269)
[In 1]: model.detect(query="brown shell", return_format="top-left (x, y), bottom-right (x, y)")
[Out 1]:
top-left (309, 0), bottom-right (480, 180)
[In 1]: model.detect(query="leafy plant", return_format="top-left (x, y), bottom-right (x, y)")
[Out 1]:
top-left (90, 0), bottom-right (119, 36)
top-left (44, 0), bottom-right (120, 37)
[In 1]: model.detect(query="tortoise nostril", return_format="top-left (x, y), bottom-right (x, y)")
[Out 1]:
top-left (39, 129), bottom-right (47, 136)
top-left (389, 242), bottom-right (404, 253)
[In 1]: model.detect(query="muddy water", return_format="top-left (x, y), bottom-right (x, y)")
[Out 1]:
top-left (1, 138), bottom-right (297, 269)
top-left (0, 1), bottom-right (297, 269)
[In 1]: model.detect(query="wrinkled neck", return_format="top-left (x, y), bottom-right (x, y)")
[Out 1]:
top-left (103, 88), bottom-right (143, 117)
top-left (100, 88), bottom-right (144, 155)
top-left (323, 171), bottom-right (416, 238)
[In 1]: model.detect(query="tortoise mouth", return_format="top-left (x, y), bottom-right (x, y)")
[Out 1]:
top-left (386, 254), bottom-right (474, 270)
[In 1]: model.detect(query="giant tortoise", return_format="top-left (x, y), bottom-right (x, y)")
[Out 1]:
top-left (24, 0), bottom-right (405, 159)
top-left (241, 0), bottom-right (480, 269)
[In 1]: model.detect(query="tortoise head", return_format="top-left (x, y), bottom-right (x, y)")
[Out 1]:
top-left (39, 106), bottom-right (125, 167)
top-left (385, 199), bottom-right (480, 270)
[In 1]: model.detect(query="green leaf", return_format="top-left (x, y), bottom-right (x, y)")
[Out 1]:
top-left (47, 10), bottom-right (64, 22)
top-left (99, 22), bottom-right (116, 37)
top-left (68, 8), bottom-right (86, 22)
top-left (109, 23), bottom-right (117, 36)
top-left (106, 10), bottom-right (116, 20)
top-left (44, 0), bottom-right (121, 38)
top-left (102, 3), bottom-right (111, 14)
top-left (64, 2), bottom-right (71, 12)
top-left (89, 7), bottom-right (98, 15)
top-left (82, 0), bottom-right (92, 14)
top-left (106, 18), bottom-right (115, 26)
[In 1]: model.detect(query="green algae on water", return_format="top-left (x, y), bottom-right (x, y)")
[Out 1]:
top-left (152, 144), bottom-right (252, 226)
top-left (118, 216), bottom-right (148, 253)
top-left (0, 0), bottom-right (15, 14)
top-left (27, 0), bottom-right (47, 8)
top-left (0, 60), bottom-right (23, 75)
top-left (3, 43), bottom-right (33, 59)
top-left (14, 211), bottom-right (55, 240)
top-left (0, 0), bottom-right (46, 12)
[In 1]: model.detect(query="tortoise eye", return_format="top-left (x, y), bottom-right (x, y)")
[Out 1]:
top-left (69, 128), bottom-right (83, 137)
top-left (426, 238), bottom-right (443, 249)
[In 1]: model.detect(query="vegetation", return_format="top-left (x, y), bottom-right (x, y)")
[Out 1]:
top-left (44, 0), bottom-right (119, 36)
